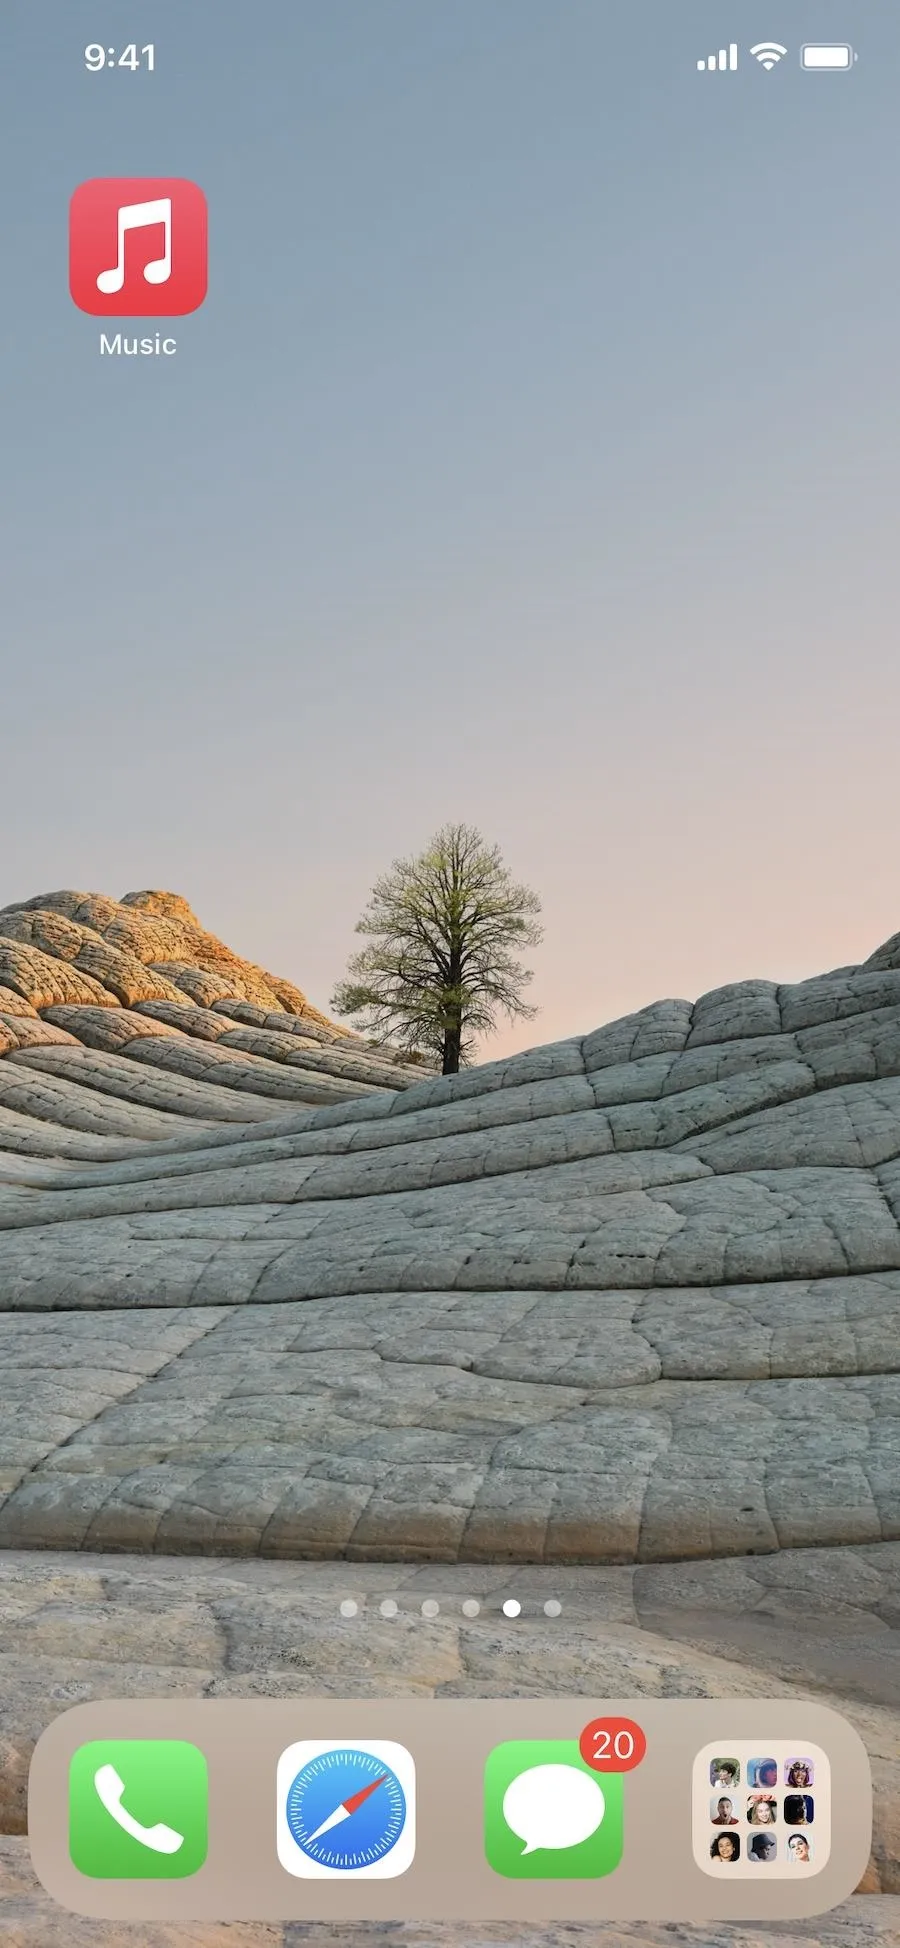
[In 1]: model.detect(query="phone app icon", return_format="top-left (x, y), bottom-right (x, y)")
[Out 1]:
top-left (484, 1740), bottom-right (624, 1879)
top-left (277, 1741), bottom-right (416, 1879)
top-left (69, 177), bottom-right (207, 315)
top-left (69, 1740), bottom-right (208, 1879)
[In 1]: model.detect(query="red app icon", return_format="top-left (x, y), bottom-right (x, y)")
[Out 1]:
top-left (69, 177), bottom-right (207, 316)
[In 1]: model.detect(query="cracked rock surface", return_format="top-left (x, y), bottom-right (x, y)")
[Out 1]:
top-left (0, 1843), bottom-right (892, 1946)
top-left (0, 1552), bottom-right (898, 1942)
top-left (2, 896), bottom-right (899, 1943)
top-left (0, 898), bottom-right (899, 1562)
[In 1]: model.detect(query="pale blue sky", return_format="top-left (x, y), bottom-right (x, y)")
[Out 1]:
top-left (1, 2), bottom-right (897, 1051)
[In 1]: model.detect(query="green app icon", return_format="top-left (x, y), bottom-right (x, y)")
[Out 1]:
top-left (69, 1740), bottom-right (208, 1879)
top-left (484, 1740), bottom-right (624, 1879)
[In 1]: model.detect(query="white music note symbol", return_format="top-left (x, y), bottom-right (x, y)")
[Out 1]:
top-left (96, 197), bottom-right (172, 294)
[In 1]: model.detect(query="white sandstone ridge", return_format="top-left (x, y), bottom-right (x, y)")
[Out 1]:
top-left (0, 887), bottom-right (429, 1131)
top-left (0, 903), bottom-right (898, 1566)
top-left (2, 903), bottom-right (899, 1945)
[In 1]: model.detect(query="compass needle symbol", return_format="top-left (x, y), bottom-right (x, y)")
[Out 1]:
top-left (277, 1742), bottom-right (416, 1880)
top-left (306, 1773), bottom-right (389, 1843)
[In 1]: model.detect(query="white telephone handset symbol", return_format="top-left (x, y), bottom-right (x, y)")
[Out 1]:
top-left (93, 1763), bottom-right (184, 1854)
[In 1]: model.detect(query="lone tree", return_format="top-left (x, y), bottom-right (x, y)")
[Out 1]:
top-left (331, 823), bottom-right (543, 1074)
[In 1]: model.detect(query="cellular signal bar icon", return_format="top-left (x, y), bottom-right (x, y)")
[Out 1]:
top-left (697, 44), bottom-right (738, 72)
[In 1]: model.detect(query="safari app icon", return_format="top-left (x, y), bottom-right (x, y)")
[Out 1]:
top-left (69, 177), bottom-right (207, 315)
top-left (484, 1740), bottom-right (624, 1879)
top-left (277, 1741), bottom-right (416, 1880)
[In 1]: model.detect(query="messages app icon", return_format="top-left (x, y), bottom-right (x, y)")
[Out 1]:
top-left (484, 1740), bottom-right (624, 1879)
top-left (69, 1740), bottom-right (208, 1879)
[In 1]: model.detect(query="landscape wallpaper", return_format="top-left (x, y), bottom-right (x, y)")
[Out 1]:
top-left (0, 1), bottom-right (897, 1942)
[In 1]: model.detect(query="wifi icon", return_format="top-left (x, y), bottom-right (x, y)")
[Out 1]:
top-left (750, 41), bottom-right (788, 69)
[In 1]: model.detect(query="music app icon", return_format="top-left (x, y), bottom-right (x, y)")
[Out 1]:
top-left (69, 178), bottom-right (207, 316)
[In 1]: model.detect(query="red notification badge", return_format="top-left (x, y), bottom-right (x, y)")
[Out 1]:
top-left (579, 1715), bottom-right (647, 1773)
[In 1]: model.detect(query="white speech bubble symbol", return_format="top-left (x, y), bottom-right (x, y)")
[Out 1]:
top-left (502, 1762), bottom-right (605, 1855)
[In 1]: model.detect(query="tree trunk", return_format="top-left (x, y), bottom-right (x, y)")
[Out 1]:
top-left (443, 927), bottom-right (464, 1074)
top-left (442, 1023), bottom-right (462, 1074)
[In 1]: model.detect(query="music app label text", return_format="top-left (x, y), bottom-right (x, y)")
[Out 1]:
top-left (69, 178), bottom-right (207, 316)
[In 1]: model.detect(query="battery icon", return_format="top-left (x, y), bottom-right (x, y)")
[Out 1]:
top-left (800, 43), bottom-right (856, 70)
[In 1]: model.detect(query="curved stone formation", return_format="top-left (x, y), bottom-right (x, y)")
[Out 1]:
top-left (0, 888), bottom-right (430, 1140)
top-left (0, 893), bottom-right (897, 1566)
top-left (1, 897), bottom-right (899, 1937)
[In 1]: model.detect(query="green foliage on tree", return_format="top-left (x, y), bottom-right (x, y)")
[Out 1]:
top-left (331, 823), bottom-right (543, 1075)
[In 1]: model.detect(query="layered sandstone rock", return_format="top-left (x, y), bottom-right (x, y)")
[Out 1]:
top-left (0, 897), bottom-right (898, 1942)
top-left (0, 896), bottom-right (897, 1561)
top-left (0, 889), bottom-right (427, 1133)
